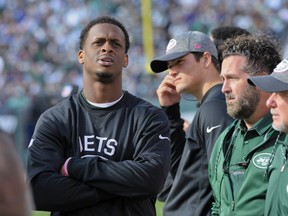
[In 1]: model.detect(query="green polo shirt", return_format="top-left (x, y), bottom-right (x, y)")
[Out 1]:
top-left (265, 134), bottom-right (288, 216)
top-left (209, 113), bottom-right (284, 216)
top-left (228, 114), bottom-right (274, 200)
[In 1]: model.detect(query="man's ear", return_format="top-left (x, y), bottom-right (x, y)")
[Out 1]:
top-left (123, 54), bottom-right (128, 68)
top-left (202, 52), bottom-right (212, 67)
top-left (78, 50), bottom-right (84, 64)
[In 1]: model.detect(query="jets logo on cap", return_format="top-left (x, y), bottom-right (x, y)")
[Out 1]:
top-left (166, 39), bottom-right (177, 52)
top-left (274, 59), bottom-right (288, 73)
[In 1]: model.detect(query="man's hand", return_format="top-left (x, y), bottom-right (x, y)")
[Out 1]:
top-left (157, 74), bottom-right (181, 106)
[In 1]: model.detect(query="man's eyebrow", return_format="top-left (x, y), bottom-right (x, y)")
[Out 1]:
top-left (168, 57), bottom-right (183, 67)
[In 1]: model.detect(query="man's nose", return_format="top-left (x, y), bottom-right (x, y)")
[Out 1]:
top-left (101, 42), bottom-right (113, 53)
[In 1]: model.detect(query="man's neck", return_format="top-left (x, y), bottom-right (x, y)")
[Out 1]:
top-left (83, 83), bottom-right (123, 103)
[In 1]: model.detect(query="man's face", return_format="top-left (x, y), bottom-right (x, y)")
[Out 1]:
top-left (221, 55), bottom-right (260, 119)
top-left (167, 53), bottom-right (205, 95)
top-left (266, 91), bottom-right (288, 133)
top-left (78, 23), bottom-right (128, 84)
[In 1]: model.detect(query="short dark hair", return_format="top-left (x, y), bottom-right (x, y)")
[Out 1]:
top-left (210, 26), bottom-right (251, 63)
top-left (210, 26), bottom-right (250, 45)
top-left (79, 16), bottom-right (130, 53)
top-left (220, 33), bottom-right (282, 75)
top-left (192, 52), bottom-right (221, 72)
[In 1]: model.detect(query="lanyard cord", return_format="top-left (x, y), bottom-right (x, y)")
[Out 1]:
top-left (264, 132), bottom-right (282, 177)
top-left (222, 127), bottom-right (240, 210)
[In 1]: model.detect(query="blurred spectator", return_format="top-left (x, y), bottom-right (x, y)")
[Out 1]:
top-left (25, 84), bottom-right (79, 145)
top-left (0, 130), bottom-right (33, 216)
top-left (1, 0), bottom-right (288, 161)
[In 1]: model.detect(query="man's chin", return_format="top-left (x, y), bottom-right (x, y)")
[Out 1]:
top-left (96, 72), bottom-right (113, 84)
top-left (272, 124), bottom-right (288, 133)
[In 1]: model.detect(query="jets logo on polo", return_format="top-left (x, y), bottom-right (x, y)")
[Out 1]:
top-left (166, 39), bottom-right (177, 52)
top-left (274, 59), bottom-right (288, 73)
top-left (252, 153), bottom-right (272, 169)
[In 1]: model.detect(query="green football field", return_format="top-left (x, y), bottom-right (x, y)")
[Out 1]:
top-left (32, 200), bottom-right (164, 216)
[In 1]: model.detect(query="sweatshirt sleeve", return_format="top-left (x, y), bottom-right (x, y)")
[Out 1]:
top-left (161, 103), bottom-right (186, 178)
top-left (27, 114), bottom-right (114, 211)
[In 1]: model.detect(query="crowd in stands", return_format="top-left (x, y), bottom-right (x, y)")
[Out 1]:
top-left (1, 0), bottom-right (288, 156)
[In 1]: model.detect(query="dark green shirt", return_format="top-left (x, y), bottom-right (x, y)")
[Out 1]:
top-left (209, 113), bottom-right (284, 216)
top-left (265, 134), bottom-right (288, 216)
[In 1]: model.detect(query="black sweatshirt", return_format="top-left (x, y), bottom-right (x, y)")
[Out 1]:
top-left (27, 91), bottom-right (171, 216)
top-left (163, 84), bottom-right (233, 216)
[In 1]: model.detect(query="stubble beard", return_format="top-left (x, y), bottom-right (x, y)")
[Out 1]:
top-left (227, 86), bottom-right (260, 120)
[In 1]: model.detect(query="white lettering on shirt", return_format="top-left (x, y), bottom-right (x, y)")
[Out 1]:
top-left (79, 135), bottom-right (118, 157)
